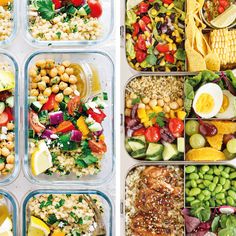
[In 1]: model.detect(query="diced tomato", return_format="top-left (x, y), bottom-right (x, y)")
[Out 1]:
top-left (42, 94), bottom-right (58, 111)
top-left (4, 107), bottom-right (13, 122)
top-left (68, 96), bottom-right (81, 116)
top-left (70, 0), bottom-right (84, 7)
top-left (134, 43), bottom-right (140, 52)
top-left (137, 35), bottom-right (146, 51)
top-left (162, 0), bottom-right (173, 4)
top-left (145, 126), bottom-right (161, 143)
top-left (52, 0), bottom-right (62, 9)
top-left (169, 118), bottom-right (184, 138)
top-left (219, 0), bottom-right (229, 8)
top-left (88, 139), bottom-right (107, 154)
top-left (148, 0), bottom-right (155, 2)
top-left (136, 50), bottom-right (147, 63)
top-left (218, 5), bottom-right (225, 14)
top-left (56, 121), bottom-right (75, 133)
top-left (132, 23), bottom-right (140, 37)
top-left (165, 53), bottom-right (175, 64)
top-left (133, 127), bottom-right (146, 136)
top-left (138, 19), bottom-right (148, 32)
top-left (139, 2), bottom-right (149, 13)
top-left (87, 0), bottom-right (103, 18)
top-left (141, 16), bottom-right (151, 24)
top-left (156, 44), bottom-right (169, 53)
top-left (87, 108), bottom-right (106, 123)
top-left (29, 110), bottom-right (45, 133)
top-left (0, 112), bottom-right (8, 127)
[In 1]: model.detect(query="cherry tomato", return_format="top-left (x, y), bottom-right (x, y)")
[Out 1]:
top-left (136, 50), bottom-right (147, 63)
top-left (137, 35), bottom-right (146, 51)
top-left (68, 96), bottom-right (81, 116)
top-left (219, 0), bottom-right (229, 8)
top-left (0, 112), bottom-right (8, 126)
top-left (4, 107), bottom-right (13, 122)
top-left (133, 127), bottom-right (146, 136)
top-left (162, 0), bottom-right (173, 4)
top-left (29, 111), bottom-right (45, 133)
top-left (132, 23), bottom-right (140, 37)
top-left (139, 2), bottom-right (149, 13)
top-left (87, 108), bottom-right (106, 123)
top-left (88, 139), bottom-right (107, 154)
top-left (165, 53), bottom-right (175, 64)
top-left (145, 126), bottom-right (161, 143)
top-left (169, 118), bottom-right (184, 138)
top-left (156, 44), bottom-right (169, 53)
top-left (134, 43), bottom-right (140, 52)
top-left (42, 94), bottom-right (58, 111)
top-left (141, 16), bottom-right (151, 24)
top-left (56, 121), bottom-right (75, 133)
top-left (88, 0), bottom-right (103, 18)
top-left (218, 6), bottom-right (225, 14)
top-left (70, 0), bottom-right (84, 7)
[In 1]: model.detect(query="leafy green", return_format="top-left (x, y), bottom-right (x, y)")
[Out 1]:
top-left (156, 112), bottom-right (165, 127)
top-left (226, 215), bottom-right (236, 228)
top-left (36, 0), bottom-right (55, 20)
top-left (132, 97), bottom-right (140, 105)
top-left (39, 194), bottom-right (53, 209)
top-left (58, 133), bottom-right (78, 151)
top-left (211, 215), bottom-right (220, 232)
top-left (218, 227), bottom-right (236, 236)
top-left (220, 215), bottom-right (228, 228)
top-left (55, 199), bottom-right (65, 209)
top-left (47, 214), bottom-right (58, 225)
top-left (175, 48), bottom-right (186, 61)
top-left (126, 38), bottom-right (136, 60)
top-left (185, 80), bottom-right (194, 100)
top-left (126, 10), bottom-right (137, 27)
top-left (202, 70), bottom-right (219, 81)
top-left (226, 70), bottom-right (236, 88)
top-left (146, 54), bottom-right (157, 66)
top-left (190, 205), bottom-right (211, 222)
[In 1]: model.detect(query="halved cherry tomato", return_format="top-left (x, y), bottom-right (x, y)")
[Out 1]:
top-left (165, 53), bottom-right (175, 64)
top-left (132, 23), bottom-right (140, 37)
top-left (162, 0), bottom-right (173, 4)
top-left (141, 16), bottom-right (151, 24)
top-left (134, 43), bottom-right (140, 52)
top-left (29, 110), bottom-right (45, 133)
top-left (156, 44), bottom-right (169, 53)
top-left (52, 0), bottom-right (62, 9)
top-left (56, 121), bottom-right (75, 133)
top-left (136, 50), bottom-right (147, 63)
top-left (68, 96), bottom-right (81, 116)
top-left (87, 108), bottom-right (106, 123)
top-left (133, 127), bottom-right (146, 136)
top-left (42, 94), bottom-right (58, 111)
top-left (137, 35), bottom-right (146, 51)
top-left (145, 126), bottom-right (161, 143)
top-left (4, 107), bottom-right (13, 122)
top-left (169, 118), bottom-right (184, 138)
top-left (139, 2), bottom-right (149, 13)
top-left (88, 0), bottom-right (103, 18)
top-left (219, 0), bottom-right (229, 8)
top-left (218, 5), bottom-right (225, 14)
top-left (0, 112), bottom-right (8, 127)
top-left (88, 139), bottom-right (107, 154)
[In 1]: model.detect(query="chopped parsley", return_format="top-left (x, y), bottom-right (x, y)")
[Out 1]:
top-left (156, 112), bottom-right (165, 127)
top-left (131, 97), bottom-right (140, 105)
top-left (36, 0), bottom-right (55, 20)
top-left (55, 199), bottom-right (65, 209)
top-left (47, 214), bottom-right (58, 225)
top-left (39, 194), bottom-right (53, 209)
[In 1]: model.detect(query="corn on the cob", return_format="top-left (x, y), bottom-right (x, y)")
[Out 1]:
top-left (210, 28), bottom-right (236, 66)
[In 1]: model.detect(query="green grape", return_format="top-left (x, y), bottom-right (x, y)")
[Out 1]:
top-left (223, 148), bottom-right (236, 160)
top-left (190, 134), bottom-right (206, 149)
top-left (186, 120), bottom-right (199, 136)
top-left (227, 139), bottom-right (236, 154)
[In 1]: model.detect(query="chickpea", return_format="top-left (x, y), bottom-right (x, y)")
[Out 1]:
top-left (30, 83), bottom-right (38, 89)
top-left (157, 99), bottom-right (164, 107)
top-left (29, 66), bottom-right (38, 77)
top-left (62, 60), bottom-right (71, 68)
top-left (38, 93), bottom-right (45, 101)
top-left (149, 99), bottom-right (157, 108)
top-left (70, 84), bottom-right (77, 91)
top-left (164, 96), bottom-right (171, 103)
top-left (69, 75), bottom-right (77, 84)
top-left (0, 163), bottom-right (5, 171)
top-left (130, 93), bottom-right (137, 99)
top-left (164, 105), bottom-right (170, 113)
top-left (177, 98), bottom-right (183, 107)
top-left (142, 97), bottom-right (150, 104)
top-left (31, 76), bottom-right (40, 83)
top-left (145, 105), bottom-right (151, 110)
top-left (1, 147), bottom-right (10, 157)
top-left (36, 60), bottom-right (46, 69)
top-left (52, 85), bottom-right (59, 94)
top-left (42, 76), bottom-right (50, 83)
top-left (63, 87), bottom-right (73, 96)
top-left (125, 108), bottom-right (131, 117)
top-left (40, 69), bottom-right (47, 76)
top-left (30, 89), bottom-right (39, 97)
top-left (43, 88), bottom-right (52, 97)
top-left (57, 65), bottom-right (65, 75)
top-left (49, 68), bottom-right (58, 78)
top-left (55, 93), bottom-right (64, 103)
top-left (50, 76), bottom-right (60, 85)
top-left (7, 133), bottom-right (14, 142)
top-left (152, 94), bottom-right (158, 99)
top-left (38, 81), bottom-right (46, 91)
top-left (6, 155), bottom-right (14, 164)
top-left (138, 103), bottom-right (145, 109)
top-left (61, 73), bottom-right (69, 82)
top-left (7, 123), bottom-right (14, 131)
top-left (45, 59), bottom-right (55, 69)
top-left (5, 164), bottom-right (13, 171)
top-left (169, 101), bottom-right (179, 110)
top-left (59, 82), bottom-right (68, 90)
top-left (65, 67), bottom-right (74, 75)
top-left (40, 98), bottom-right (48, 105)
top-left (126, 99), bottom-right (132, 109)
top-left (6, 142), bottom-right (14, 150)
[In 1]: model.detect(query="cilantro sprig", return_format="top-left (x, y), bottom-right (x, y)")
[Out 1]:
top-left (36, 0), bottom-right (55, 20)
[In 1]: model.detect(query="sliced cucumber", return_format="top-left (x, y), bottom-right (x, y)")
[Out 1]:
top-left (125, 138), bottom-right (132, 153)
top-left (78, 4), bottom-right (91, 16)
top-left (0, 102), bottom-right (5, 114)
top-left (146, 143), bottom-right (163, 157)
top-left (131, 148), bottom-right (146, 159)
top-left (132, 135), bottom-right (146, 143)
top-left (29, 129), bottom-right (35, 139)
top-left (162, 142), bottom-right (178, 161)
top-left (6, 96), bottom-right (14, 108)
top-left (30, 101), bottom-right (43, 113)
top-left (128, 138), bottom-right (146, 152)
top-left (146, 155), bottom-right (162, 161)
top-left (177, 137), bottom-right (185, 153)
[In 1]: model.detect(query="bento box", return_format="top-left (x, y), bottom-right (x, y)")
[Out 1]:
top-left (0, 0), bottom-right (17, 47)
top-left (0, 189), bottom-right (18, 236)
top-left (23, 50), bottom-right (115, 185)
top-left (0, 51), bottom-right (19, 186)
top-left (22, 0), bottom-right (114, 47)
top-left (22, 189), bottom-right (113, 236)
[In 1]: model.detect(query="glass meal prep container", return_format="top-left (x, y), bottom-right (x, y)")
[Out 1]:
top-left (0, 189), bottom-right (18, 236)
top-left (23, 50), bottom-right (114, 185)
top-left (0, 0), bottom-right (17, 47)
top-left (0, 52), bottom-right (19, 186)
top-left (23, 0), bottom-right (114, 47)
top-left (22, 189), bottom-right (113, 236)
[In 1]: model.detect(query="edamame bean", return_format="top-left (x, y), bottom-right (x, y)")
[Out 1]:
top-left (196, 179), bottom-right (203, 184)
top-left (186, 188), bottom-right (190, 195)
top-left (198, 173), bottom-right (204, 179)
top-left (189, 173), bottom-right (199, 180)
top-left (204, 195), bottom-right (211, 201)
top-left (191, 180), bottom-right (197, 188)
top-left (222, 199), bottom-right (226, 205)
top-left (228, 190), bottom-right (236, 199)
top-left (207, 169), bottom-right (214, 175)
top-left (224, 167), bottom-right (231, 174)
top-left (213, 176), bottom-right (219, 184)
top-left (221, 171), bottom-right (229, 178)
top-left (216, 199), bottom-right (222, 206)
top-left (224, 180), bottom-right (231, 190)
top-left (205, 201), bottom-right (210, 206)
top-left (197, 193), bottom-right (205, 201)
top-left (190, 200), bottom-right (200, 206)
top-left (214, 168), bottom-right (221, 176)
top-left (220, 177), bottom-right (226, 185)
top-left (226, 196), bottom-right (235, 206)
top-left (189, 188), bottom-right (201, 196)
top-left (209, 199), bottom-right (216, 207)
top-left (186, 196), bottom-right (195, 202)
top-left (209, 183), bottom-right (216, 192)
top-left (216, 193), bottom-right (225, 200)
top-left (198, 184), bottom-right (205, 189)
top-left (204, 174), bottom-right (214, 181)
top-left (202, 189), bottom-right (211, 196)
top-left (215, 184), bottom-right (223, 193)
top-left (203, 180), bottom-right (211, 187)
top-left (185, 166), bottom-right (196, 173)
top-left (218, 166), bottom-right (224, 171)
top-left (230, 172), bottom-right (236, 179)
top-left (186, 181), bottom-right (191, 188)
top-left (201, 165), bottom-right (210, 173)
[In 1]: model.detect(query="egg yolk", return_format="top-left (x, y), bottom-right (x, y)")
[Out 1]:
top-left (196, 93), bottom-right (214, 113)
top-left (219, 94), bottom-right (229, 113)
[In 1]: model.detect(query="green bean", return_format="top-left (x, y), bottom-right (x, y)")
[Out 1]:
top-left (185, 166), bottom-right (196, 174)
top-left (226, 196), bottom-right (235, 206)
top-left (229, 172), bottom-right (236, 179)
top-left (189, 173), bottom-right (199, 180)
top-left (201, 165), bottom-right (209, 173)
top-left (189, 188), bottom-right (201, 196)
top-left (216, 193), bottom-right (225, 200)
top-left (220, 177), bottom-right (226, 185)
top-left (213, 176), bottom-right (219, 184)
top-left (204, 174), bottom-right (214, 181)
top-left (191, 180), bottom-right (197, 188)
top-left (228, 190), bottom-right (236, 199)
top-left (209, 183), bottom-right (216, 192)
top-left (221, 171), bottom-right (229, 178)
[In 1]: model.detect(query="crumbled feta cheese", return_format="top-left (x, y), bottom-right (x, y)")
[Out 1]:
top-left (74, 90), bottom-right (80, 96)
top-left (0, 134), bottom-right (7, 140)
top-left (1, 126), bottom-right (7, 134)
top-left (50, 134), bottom-right (59, 139)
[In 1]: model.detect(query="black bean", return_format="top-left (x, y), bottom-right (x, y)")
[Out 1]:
top-left (167, 29), bottom-right (172, 35)
top-left (131, 58), bottom-right (137, 64)
top-left (170, 35), bottom-right (176, 41)
top-left (158, 13), bottom-right (165, 17)
top-left (126, 28), bottom-right (132, 34)
top-left (154, 3), bottom-right (160, 11)
top-left (159, 66), bottom-right (166, 71)
top-left (171, 67), bottom-right (178, 71)
top-left (156, 21), bottom-right (162, 30)
top-left (170, 13), bottom-right (175, 22)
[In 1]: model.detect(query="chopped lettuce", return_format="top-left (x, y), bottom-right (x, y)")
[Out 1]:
top-left (174, 0), bottom-right (185, 10)
top-left (146, 54), bottom-right (157, 66)
top-left (126, 10), bottom-right (137, 27)
top-left (175, 48), bottom-right (186, 61)
top-left (126, 38), bottom-right (136, 60)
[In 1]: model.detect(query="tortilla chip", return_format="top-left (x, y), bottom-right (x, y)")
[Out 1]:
top-left (186, 15), bottom-right (196, 46)
top-left (187, 0), bottom-right (199, 14)
top-left (205, 52), bottom-right (221, 71)
top-left (194, 28), bottom-right (208, 56)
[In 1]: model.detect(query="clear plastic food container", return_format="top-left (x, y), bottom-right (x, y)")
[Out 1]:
top-left (0, 189), bottom-right (18, 236)
top-left (0, 0), bottom-right (18, 47)
top-left (22, 189), bottom-right (113, 236)
top-left (23, 50), bottom-right (115, 185)
top-left (22, 0), bottom-right (114, 47)
top-left (0, 51), bottom-right (19, 186)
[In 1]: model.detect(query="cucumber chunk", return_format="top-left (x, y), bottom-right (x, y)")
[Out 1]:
top-left (146, 143), bottom-right (163, 157)
top-left (162, 142), bottom-right (178, 161)
top-left (131, 148), bottom-right (146, 158)
top-left (30, 101), bottom-right (43, 113)
top-left (0, 102), bottom-right (5, 114)
top-left (6, 96), bottom-right (14, 108)
top-left (128, 138), bottom-right (146, 152)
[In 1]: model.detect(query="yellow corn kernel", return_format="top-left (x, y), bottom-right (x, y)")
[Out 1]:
top-left (161, 34), bottom-right (166, 40)
top-left (176, 37), bottom-right (182, 43)
top-left (165, 67), bottom-right (171, 72)
top-left (165, 113), bottom-right (170, 119)
top-left (170, 110), bottom-right (175, 118)
top-left (77, 116), bottom-right (89, 136)
top-left (141, 117), bottom-right (149, 123)
top-left (155, 16), bottom-right (160, 22)
top-left (168, 43), bottom-right (173, 51)
top-left (126, 34), bottom-right (131, 40)
top-left (137, 108), bottom-right (147, 119)
top-left (144, 121), bottom-right (153, 128)
top-left (153, 106), bottom-right (163, 113)
top-left (172, 43), bottom-right (177, 51)
top-left (151, 8), bottom-right (158, 16)
top-left (177, 111), bottom-right (187, 120)
top-left (144, 31), bottom-right (150, 38)
top-left (160, 17), bottom-right (165, 23)
top-left (168, 3), bottom-right (174, 9)
top-left (174, 30), bottom-right (180, 37)
top-left (166, 11), bottom-right (171, 16)
top-left (166, 36), bottom-right (173, 43)
top-left (99, 134), bottom-right (105, 141)
top-left (160, 59), bottom-right (166, 66)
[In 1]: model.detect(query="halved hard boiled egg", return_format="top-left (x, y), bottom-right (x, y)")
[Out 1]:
top-left (193, 83), bottom-right (223, 118)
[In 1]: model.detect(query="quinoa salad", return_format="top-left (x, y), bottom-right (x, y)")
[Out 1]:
top-left (0, 63), bottom-right (15, 179)
top-left (125, 166), bottom-right (185, 235)
top-left (27, 194), bottom-right (104, 236)
top-left (28, 0), bottom-right (103, 41)
top-left (0, 0), bottom-right (14, 42)
top-left (28, 59), bottom-right (108, 178)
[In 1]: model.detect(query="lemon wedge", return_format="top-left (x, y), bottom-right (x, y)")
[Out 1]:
top-left (0, 231), bottom-right (13, 236)
top-left (211, 4), bottom-right (236, 28)
top-left (0, 70), bottom-right (15, 92)
top-left (28, 216), bottom-right (50, 236)
top-left (0, 217), bottom-right (12, 233)
top-left (31, 140), bottom-right (53, 176)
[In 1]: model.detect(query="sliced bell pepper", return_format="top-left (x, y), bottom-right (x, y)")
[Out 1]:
top-left (87, 108), bottom-right (106, 123)
top-left (42, 94), bottom-right (58, 111)
top-left (56, 120), bottom-right (75, 133)
top-left (77, 116), bottom-right (90, 136)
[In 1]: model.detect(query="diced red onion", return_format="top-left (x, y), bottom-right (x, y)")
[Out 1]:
top-left (132, 124), bottom-right (144, 130)
top-left (70, 130), bottom-right (82, 142)
top-left (93, 129), bottom-right (103, 136)
top-left (49, 111), bottom-right (64, 125)
top-left (126, 128), bottom-right (134, 137)
top-left (131, 104), bottom-right (138, 119)
top-left (41, 129), bottom-right (54, 139)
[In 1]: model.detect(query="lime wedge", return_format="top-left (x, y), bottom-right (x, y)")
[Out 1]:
top-left (126, 0), bottom-right (142, 10)
top-left (28, 216), bottom-right (50, 236)
top-left (0, 70), bottom-right (15, 92)
top-left (211, 4), bottom-right (236, 28)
